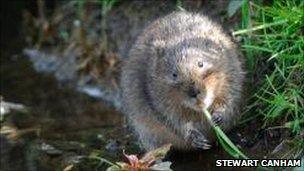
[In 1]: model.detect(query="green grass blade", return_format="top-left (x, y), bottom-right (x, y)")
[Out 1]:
top-left (233, 19), bottom-right (288, 36)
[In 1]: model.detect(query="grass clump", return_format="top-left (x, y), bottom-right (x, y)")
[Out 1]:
top-left (235, 0), bottom-right (304, 158)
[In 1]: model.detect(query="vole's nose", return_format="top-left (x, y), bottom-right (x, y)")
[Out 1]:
top-left (188, 86), bottom-right (200, 98)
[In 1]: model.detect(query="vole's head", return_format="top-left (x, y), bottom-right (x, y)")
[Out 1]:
top-left (151, 40), bottom-right (229, 111)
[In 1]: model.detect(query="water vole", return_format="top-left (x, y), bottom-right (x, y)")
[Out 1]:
top-left (121, 11), bottom-right (245, 150)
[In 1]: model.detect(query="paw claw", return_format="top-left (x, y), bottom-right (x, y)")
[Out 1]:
top-left (186, 128), bottom-right (212, 150)
top-left (212, 111), bottom-right (223, 126)
top-left (192, 139), bottom-right (212, 150)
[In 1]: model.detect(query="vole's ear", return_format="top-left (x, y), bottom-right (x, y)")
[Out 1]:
top-left (150, 40), bottom-right (167, 76)
top-left (155, 47), bottom-right (165, 57)
top-left (151, 50), bottom-right (166, 77)
top-left (151, 52), bottom-right (162, 71)
top-left (152, 39), bottom-right (166, 57)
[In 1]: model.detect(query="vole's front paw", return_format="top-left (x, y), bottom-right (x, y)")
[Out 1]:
top-left (185, 128), bottom-right (211, 150)
top-left (212, 111), bottom-right (223, 126)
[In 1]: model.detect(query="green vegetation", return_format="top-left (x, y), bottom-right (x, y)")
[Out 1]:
top-left (235, 0), bottom-right (304, 158)
top-left (205, 0), bottom-right (303, 161)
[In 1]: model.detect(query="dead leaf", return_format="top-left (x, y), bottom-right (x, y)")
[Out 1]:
top-left (106, 144), bottom-right (172, 171)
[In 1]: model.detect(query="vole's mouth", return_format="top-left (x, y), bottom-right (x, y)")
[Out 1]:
top-left (182, 96), bottom-right (205, 112)
top-left (182, 92), bottom-right (214, 112)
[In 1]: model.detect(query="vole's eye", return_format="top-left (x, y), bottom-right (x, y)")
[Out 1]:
top-left (198, 61), bottom-right (204, 68)
top-left (172, 73), bottom-right (178, 79)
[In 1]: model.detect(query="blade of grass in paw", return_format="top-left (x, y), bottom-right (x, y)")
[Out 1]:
top-left (202, 108), bottom-right (248, 159)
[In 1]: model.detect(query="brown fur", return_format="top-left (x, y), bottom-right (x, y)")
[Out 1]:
top-left (121, 11), bottom-right (245, 150)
